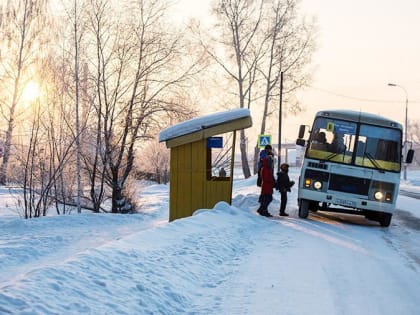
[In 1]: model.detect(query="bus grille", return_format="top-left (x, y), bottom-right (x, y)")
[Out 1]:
top-left (329, 174), bottom-right (370, 196)
top-left (308, 161), bottom-right (328, 170)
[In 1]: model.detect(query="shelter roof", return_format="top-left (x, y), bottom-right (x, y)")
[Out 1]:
top-left (159, 108), bottom-right (252, 148)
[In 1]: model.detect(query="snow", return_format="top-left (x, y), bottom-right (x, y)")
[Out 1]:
top-left (158, 108), bottom-right (251, 142)
top-left (1, 169), bottom-right (420, 314)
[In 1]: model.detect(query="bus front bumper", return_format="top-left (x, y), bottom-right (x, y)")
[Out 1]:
top-left (298, 189), bottom-right (396, 215)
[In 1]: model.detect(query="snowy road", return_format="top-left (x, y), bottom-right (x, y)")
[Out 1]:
top-left (400, 189), bottom-right (420, 200)
top-left (218, 213), bottom-right (420, 315)
top-left (225, 175), bottom-right (420, 314)
top-left (193, 187), bottom-right (420, 315)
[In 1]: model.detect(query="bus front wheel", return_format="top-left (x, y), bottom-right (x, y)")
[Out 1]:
top-left (298, 199), bottom-right (310, 218)
top-left (379, 213), bottom-right (392, 227)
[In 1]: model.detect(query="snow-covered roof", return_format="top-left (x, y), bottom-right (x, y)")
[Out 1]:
top-left (159, 108), bottom-right (252, 147)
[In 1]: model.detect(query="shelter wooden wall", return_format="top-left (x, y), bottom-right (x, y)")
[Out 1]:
top-left (169, 139), bottom-right (232, 221)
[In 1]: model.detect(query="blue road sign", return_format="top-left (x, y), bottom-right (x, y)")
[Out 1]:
top-left (207, 136), bottom-right (223, 148)
top-left (258, 134), bottom-right (272, 148)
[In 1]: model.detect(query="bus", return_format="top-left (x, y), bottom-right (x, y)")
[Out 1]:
top-left (296, 110), bottom-right (414, 227)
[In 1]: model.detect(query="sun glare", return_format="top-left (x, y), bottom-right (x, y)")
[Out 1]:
top-left (22, 81), bottom-right (41, 103)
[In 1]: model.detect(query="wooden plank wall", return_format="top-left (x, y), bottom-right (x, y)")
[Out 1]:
top-left (169, 138), bottom-right (233, 221)
top-left (205, 180), bottom-right (231, 209)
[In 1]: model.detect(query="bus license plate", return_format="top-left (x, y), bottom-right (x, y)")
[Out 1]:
top-left (335, 198), bottom-right (356, 207)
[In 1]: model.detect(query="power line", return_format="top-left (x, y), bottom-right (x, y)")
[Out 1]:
top-left (309, 86), bottom-right (420, 104)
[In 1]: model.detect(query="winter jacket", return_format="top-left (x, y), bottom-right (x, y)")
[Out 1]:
top-left (260, 156), bottom-right (275, 195)
top-left (256, 149), bottom-right (268, 187)
top-left (276, 170), bottom-right (294, 193)
top-left (258, 149), bottom-right (267, 169)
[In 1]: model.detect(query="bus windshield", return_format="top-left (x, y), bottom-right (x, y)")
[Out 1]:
top-left (355, 124), bottom-right (401, 171)
top-left (307, 117), bottom-right (401, 171)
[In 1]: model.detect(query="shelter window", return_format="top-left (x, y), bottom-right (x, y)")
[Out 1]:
top-left (206, 133), bottom-right (233, 180)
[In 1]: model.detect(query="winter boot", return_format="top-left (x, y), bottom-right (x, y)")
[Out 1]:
top-left (262, 210), bottom-right (273, 217)
top-left (279, 211), bottom-right (289, 217)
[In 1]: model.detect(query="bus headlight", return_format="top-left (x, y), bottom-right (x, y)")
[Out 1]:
top-left (313, 181), bottom-right (322, 190)
top-left (374, 191), bottom-right (384, 201)
top-left (305, 178), bottom-right (311, 188)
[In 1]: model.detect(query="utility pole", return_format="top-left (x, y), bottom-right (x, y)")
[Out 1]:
top-left (277, 72), bottom-right (283, 173)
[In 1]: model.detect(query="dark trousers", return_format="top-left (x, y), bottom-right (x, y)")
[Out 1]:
top-left (280, 191), bottom-right (288, 213)
top-left (258, 194), bottom-right (273, 211)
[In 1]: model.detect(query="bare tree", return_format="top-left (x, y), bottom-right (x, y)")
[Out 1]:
top-left (84, 0), bottom-right (196, 213)
top-left (209, 0), bottom-right (265, 179)
top-left (408, 121), bottom-right (420, 167)
top-left (252, 0), bottom-right (316, 173)
top-left (57, 0), bottom-right (108, 213)
top-left (136, 141), bottom-right (170, 184)
top-left (18, 93), bottom-right (76, 218)
top-left (0, 6), bottom-right (84, 217)
top-left (204, 0), bottom-right (315, 176)
top-left (0, 0), bottom-right (202, 216)
top-left (0, 0), bottom-right (51, 185)
top-left (72, 0), bottom-right (84, 213)
top-left (43, 55), bottom-right (81, 214)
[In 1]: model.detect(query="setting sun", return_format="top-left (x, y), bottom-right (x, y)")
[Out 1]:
top-left (22, 81), bottom-right (41, 103)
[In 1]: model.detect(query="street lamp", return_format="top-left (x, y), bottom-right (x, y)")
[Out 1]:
top-left (388, 83), bottom-right (408, 180)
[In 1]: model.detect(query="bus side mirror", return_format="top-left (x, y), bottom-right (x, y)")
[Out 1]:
top-left (298, 125), bottom-right (306, 139)
top-left (405, 149), bottom-right (414, 164)
top-left (296, 138), bottom-right (306, 147)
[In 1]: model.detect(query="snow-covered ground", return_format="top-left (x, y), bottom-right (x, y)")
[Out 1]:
top-left (0, 169), bottom-right (420, 314)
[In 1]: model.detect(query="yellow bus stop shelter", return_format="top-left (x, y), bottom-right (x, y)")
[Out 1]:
top-left (159, 108), bottom-right (252, 221)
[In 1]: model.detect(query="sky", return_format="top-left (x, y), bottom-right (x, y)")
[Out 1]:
top-left (297, 0), bottom-right (420, 127)
top-left (173, 0), bottom-right (420, 144)
top-left (1, 169), bottom-right (420, 314)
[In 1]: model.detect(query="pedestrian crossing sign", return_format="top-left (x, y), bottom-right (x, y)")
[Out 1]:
top-left (258, 134), bottom-right (272, 149)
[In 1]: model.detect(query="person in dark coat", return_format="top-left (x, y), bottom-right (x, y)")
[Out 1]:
top-left (257, 154), bottom-right (275, 217)
top-left (276, 163), bottom-right (295, 216)
top-left (330, 133), bottom-right (346, 153)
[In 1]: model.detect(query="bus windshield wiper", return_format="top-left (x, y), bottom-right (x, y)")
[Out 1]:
top-left (364, 152), bottom-right (384, 172)
top-left (325, 147), bottom-right (346, 161)
top-left (325, 152), bottom-right (339, 161)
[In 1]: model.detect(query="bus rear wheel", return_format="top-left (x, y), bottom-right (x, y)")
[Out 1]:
top-left (298, 199), bottom-right (309, 218)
